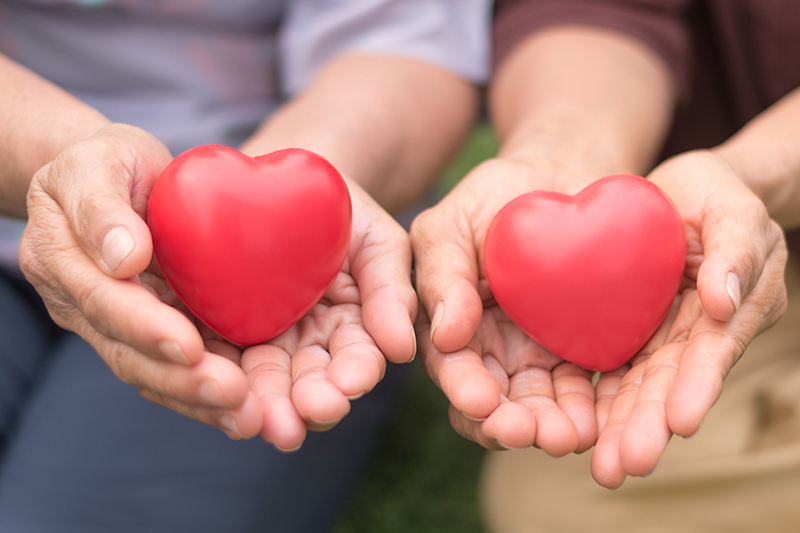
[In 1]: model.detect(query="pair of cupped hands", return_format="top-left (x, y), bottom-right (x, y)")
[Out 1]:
top-left (21, 124), bottom-right (786, 488)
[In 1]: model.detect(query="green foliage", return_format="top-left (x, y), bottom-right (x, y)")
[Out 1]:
top-left (333, 123), bottom-right (499, 533)
top-left (436, 123), bottom-right (500, 194)
top-left (333, 363), bottom-right (488, 533)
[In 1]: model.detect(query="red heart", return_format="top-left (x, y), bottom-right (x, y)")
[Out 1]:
top-left (483, 174), bottom-right (685, 372)
top-left (148, 145), bottom-right (352, 346)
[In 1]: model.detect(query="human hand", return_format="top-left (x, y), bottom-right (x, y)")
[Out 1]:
top-left (20, 124), bottom-right (263, 439)
top-left (591, 150), bottom-right (788, 488)
top-left (241, 181), bottom-right (418, 451)
top-left (410, 158), bottom-right (598, 454)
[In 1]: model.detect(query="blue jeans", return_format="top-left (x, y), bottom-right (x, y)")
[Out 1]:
top-left (0, 269), bottom-right (404, 532)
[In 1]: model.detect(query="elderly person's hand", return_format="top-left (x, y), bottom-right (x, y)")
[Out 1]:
top-left (241, 181), bottom-right (417, 451)
top-left (20, 124), bottom-right (264, 440)
top-left (591, 150), bottom-right (788, 488)
top-left (411, 157), bottom-right (598, 455)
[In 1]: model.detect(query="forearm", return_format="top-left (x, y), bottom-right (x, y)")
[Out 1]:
top-left (490, 26), bottom-right (677, 193)
top-left (239, 54), bottom-right (479, 214)
top-left (713, 87), bottom-right (800, 229)
top-left (0, 54), bottom-right (110, 218)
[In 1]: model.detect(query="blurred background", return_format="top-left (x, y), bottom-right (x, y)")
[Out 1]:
top-left (334, 123), bottom-right (499, 533)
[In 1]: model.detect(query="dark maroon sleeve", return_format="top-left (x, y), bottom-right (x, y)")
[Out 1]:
top-left (493, 0), bottom-right (693, 99)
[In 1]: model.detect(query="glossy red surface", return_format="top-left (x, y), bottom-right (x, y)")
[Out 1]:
top-left (148, 145), bottom-right (352, 346)
top-left (483, 174), bottom-right (685, 372)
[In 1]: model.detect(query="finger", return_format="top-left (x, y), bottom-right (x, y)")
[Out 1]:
top-left (410, 203), bottom-right (483, 353)
top-left (482, 353), bottom-right (511, 396)
top-left (348, 189), bottom-right (418, 363)
top-left (618, 343), bottom-right (683, 477)
top-left (326, 323), bottom-right (386, 399)
top-left (204, 337), bottom-right (244, 365)
top-left (696, 190), bottom-right (782, 321)
top-left (552, 362), bottom-right (597, 453)
top-left (19, 218), bottom-right (205, 365)
top-left (666, 246), bottom-right (787, 437)
top-left (451, 401), bottom-right (536, 450)
top-left (662, 326), bottom-right (730, 438)
top-left (94, 338), bottom-right (251, 408)
top-left (32, 124), bottom-right (172, 279)
top-left (507, 366), bottom-right (579, 456)
top-left (291, 345), bottom-right (351, 429)
top-left (417, 319), bottom-right (501, 421)
top-left (140, 389), bottom-right (263, 440)
top-left (591, 362), bottom-right (647, 489)
top-left (666, 242), bottom-right (786, 437)
top-left (241, 344), bottom-right (307, 451)
top-left (594, 365), bottom-right (629, 435)
top-left (591, 428), bottom-right (627, 489)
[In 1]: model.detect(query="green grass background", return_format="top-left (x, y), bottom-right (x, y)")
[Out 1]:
top-left (333, 124), bottom-right (500, 533)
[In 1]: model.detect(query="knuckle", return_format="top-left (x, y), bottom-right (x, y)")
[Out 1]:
top-left (49, 135), bottom-right (137, 202)
top-left (107, 345), bottom-right (138, 386)
top-left (409, 208), bottom-right (437, 244)
top-left (76, 281), bottom-right (105, 325)
top-left (138, 387), bottom-right (164, 406)
top-left (17, 237), bottom-right (41, 281)
top-left (43, 298), bottom-right (83, 331)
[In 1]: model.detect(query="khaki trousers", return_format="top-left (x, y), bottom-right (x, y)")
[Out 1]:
top-left (481, 256), bottom-right (800, 533)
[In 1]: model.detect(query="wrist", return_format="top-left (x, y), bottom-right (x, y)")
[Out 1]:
top-left (498, 121), bottom-right (642, 195)
top-left (711, 142), bottom-right (786, 209)
top-left (0, 54), bottom-right (113, 217)
top-left (26, 115), bottom-right (112, 176)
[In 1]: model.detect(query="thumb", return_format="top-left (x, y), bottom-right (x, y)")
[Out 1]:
top-left (32, 124), bottom-right (172, 279)
top-left (410, 202), bottom-right (483, 353)
top-left (696, 190), bottom-right (780, 322)
top-left (347, 183), bottom-right (418, 364)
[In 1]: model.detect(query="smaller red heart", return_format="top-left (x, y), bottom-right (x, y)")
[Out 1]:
top-left (148, 145), bottom-right (352, 346)
top-left (483, 174), bottom-right (685, 372)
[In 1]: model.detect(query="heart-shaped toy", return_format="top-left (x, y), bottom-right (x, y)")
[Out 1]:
top-left (483, 174), bottom-right (685, 372)
top-left (148, 145), bottom-right (352, 346)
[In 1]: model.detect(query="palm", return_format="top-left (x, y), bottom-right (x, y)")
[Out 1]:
top-left (241, 181), bottom-right (417, 451)
top-left (479, 304), bottom-right (596, 453)
top-left (591, 151), bottom-right (787, 488)
top-left (240, 269), bottom-right (383, 451)
top-left (413, 157), bottom-right (605, 455)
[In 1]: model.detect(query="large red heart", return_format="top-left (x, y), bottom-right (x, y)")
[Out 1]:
top-left (483, 174), bottom-right (685, 372)
top-left (148, 145), bottom-right (352, 346)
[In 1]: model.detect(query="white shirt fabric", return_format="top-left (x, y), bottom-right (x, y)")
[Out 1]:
top-left (0, 0), bottom-right (491, 267)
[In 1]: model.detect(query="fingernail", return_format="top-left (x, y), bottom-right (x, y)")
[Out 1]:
top-left (726, 272), bottom-right (741, 313)
top-left (308, 417), bottom-right (344, 430)
top-left (430, 302), bottom-right (444, 342)
top-left (407, 325), bottom-right (417, 363)
top-left (159, 340), bottom-right (190, 365)
top-left (275, 443), bottom-right (303, 453)
top-left (219, 414), bottom-right (243, 440)
top-left (464, 414), bottom-right (488, 422)
top-left (346, 391), bottom-right (366, 400)
top-left (102, 226), bottom-right (135, 272)
top-left (496, 440), bottom-right (523, 451)
top-left (199, 380), bottom-right (232, 407)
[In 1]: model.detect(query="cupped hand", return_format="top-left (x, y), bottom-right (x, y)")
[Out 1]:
top-left (591, 150), bottom-right (788, 488)
top-left (410, 158), bottom-right (597, 455)
top-left (20, 123), bottom-right (263, 440)
top-left (241, 180), bottom-right (418, 451)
